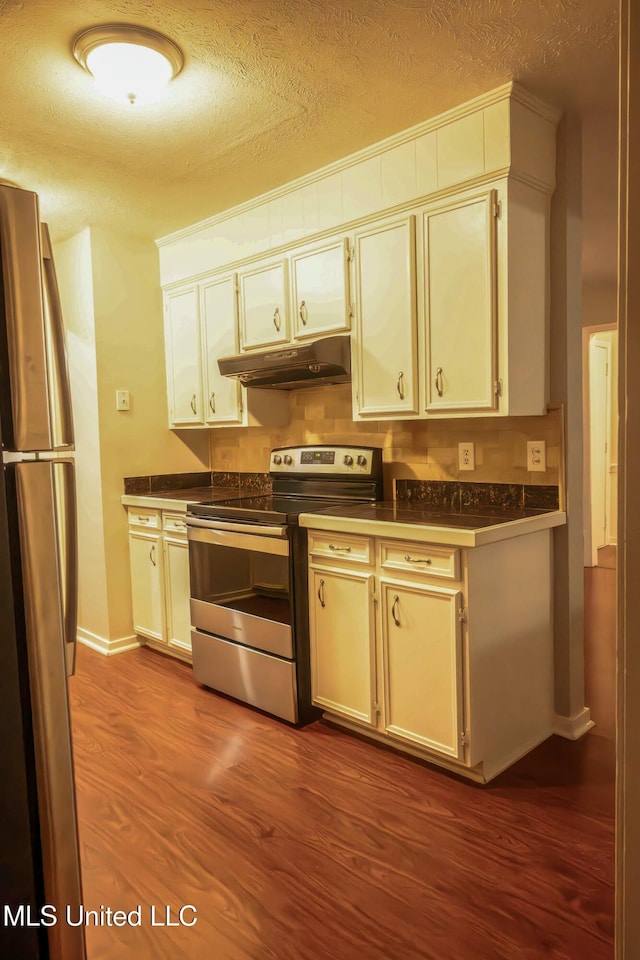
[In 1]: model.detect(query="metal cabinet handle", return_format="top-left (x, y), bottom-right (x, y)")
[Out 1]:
top-left (435, 367), bottom-right (444, 397)
top-left (273, 307), bottom-right (281, 331)
top-left (190, 393), bottom-right (197, 414)
top-left (137, 516), bottom-right (149, 524)
top-left (391, 594), bottom-right (400, 626)
top-left (397, 371), bottom-right (405, 400)
top-left (209, 392), bottom-right (216, 414)
top-left (404, 554), bottom-right (432, 565)
top-left (149, 545), bottom-right (156, 567)
top-left (299, 300), bottom-right (307, 325)
top-left (318, 579), bottom-right (326, 608)
top-left (329, 544), bottom-right (351, 553)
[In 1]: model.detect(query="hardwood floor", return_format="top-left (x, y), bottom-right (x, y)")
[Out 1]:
top-left (68, 644), bottom-right (614, 960)
top-left (584, 553), bottom-right (617, 740)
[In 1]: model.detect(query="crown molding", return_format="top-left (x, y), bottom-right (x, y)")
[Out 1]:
top-left (157, 82), bottom-right (560, 249)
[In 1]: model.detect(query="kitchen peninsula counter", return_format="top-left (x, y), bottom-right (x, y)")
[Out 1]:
top-left (299, 501), bottom-right (566, 547)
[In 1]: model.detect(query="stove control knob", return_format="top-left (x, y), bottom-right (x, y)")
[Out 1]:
top-left (357, 455), bottom-right (367, 468)
top-left (343, 454), bottom-right (354, 466)
top-left (273, 454), bottom-right (282, 465)
top-left (283, 454), bottom-right (293, 466)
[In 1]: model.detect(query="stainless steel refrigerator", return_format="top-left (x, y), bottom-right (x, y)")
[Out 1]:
top-left (0, 183), bottom-right (85, 959)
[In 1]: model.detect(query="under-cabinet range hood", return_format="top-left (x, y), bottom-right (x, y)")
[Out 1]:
top-left (218, 334), bottom-right (351, 390)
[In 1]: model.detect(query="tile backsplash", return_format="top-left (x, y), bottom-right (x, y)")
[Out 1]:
top-left (209, 384), bottom-right (563, 499)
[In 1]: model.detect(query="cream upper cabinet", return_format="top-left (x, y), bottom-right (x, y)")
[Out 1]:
top-left (239, 258), bottom-right (289, 350)
top-left (290, 238), bottom-right (352, 339)
top-left (164, 285), bottom-right (204, 426)
top-left (380, 579), bottom-right (464, 759)
top-left (201, 275), bottom-right (243, 425)
top-left (352, 215), bottom-right (419, 418)
top-left (423, 188), bottom-right (498, 413)
top-left (309, 565), bottom-right (377, 727)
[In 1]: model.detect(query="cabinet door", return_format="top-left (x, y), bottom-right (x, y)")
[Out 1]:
top-left (380, 579), bottom-right (464, 759)
top-left (239, 260), bottom-right (289, 350)
top-left (309, 567), bottom-right (377, 726)
top-left (201, 276), bottom-right (244, 425)
top-left (353, 216), bottom-right (419, 417)
top-left (291, 238), bottom-right (351, 339)
top-left (164, 535), bottom-right (192, 655)
top-left (164, 286), bottom-right (204, 426)
top-left (129, 530), bottom-right (165, 642)
top-left (423, 190), bottom-right (498, 413)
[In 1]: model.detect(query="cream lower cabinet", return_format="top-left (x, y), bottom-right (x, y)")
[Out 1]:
top-left (380, 579), bottom-right (464, 761)
top-left (129, 527), bottom-right (165, 643)
top-left (309, 566), bottom-right (377, 726)
top-left (307, 526), bottom-right (555, 783)
top-left (128, 508), bottom-right (192, 661)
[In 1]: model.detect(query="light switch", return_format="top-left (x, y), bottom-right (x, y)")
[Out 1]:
top-left (527, 441), bottom-right (546, 472)
top-left (116, 389), bottom-right (130, 411)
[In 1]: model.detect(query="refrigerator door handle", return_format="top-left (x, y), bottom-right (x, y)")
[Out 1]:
top-left (15, 459), bottom-right (85, 960)
top-left (41, 223), bottom-right (75, 450)
top-left (56, 458), bottom-right (79, 677)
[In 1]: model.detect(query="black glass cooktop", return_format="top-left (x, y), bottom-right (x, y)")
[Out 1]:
top-left (188, 495), bottom-right (363, 525)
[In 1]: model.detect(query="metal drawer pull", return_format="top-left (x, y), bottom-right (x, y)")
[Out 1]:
top-left (137, 516), bottom-right (149, 524)
top-left (329, 544), bottom-right (351, 552)
top-left (318, 579), bottom-right (326, 608)
top-left (391, 594), bottom-right (400, 626)
top-left (404, 554), bottom-right (432, 565)
top-left (190, 393), bottom-right (197, 414)
top-left (273, 307), bottom-right (281, 331)
top-left (435, 367), bottom-right (444, 397)
top-left (209, 392), bottom-right (216, 414)
top-left (299, 300), bottom-right (307, 325)
top-left (397, 371), bottom-right (405, 400)
top-left (171, 520), bottom-right (186, 529)
top-left (149, 545), bottom-right (156, 567)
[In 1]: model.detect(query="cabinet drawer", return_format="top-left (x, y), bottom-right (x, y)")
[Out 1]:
top-left (308, 531), bottom-right (373, 565)
top-left (380, 540), bottom-right (460, 580)
top-left (163, 512), bottom-right (188, 535)
top-left (128, 508), bottom-right (160, 529)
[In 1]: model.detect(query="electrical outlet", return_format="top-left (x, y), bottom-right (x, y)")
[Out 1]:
top-left (458, 442), bottom-right (475, 471)
top-left (116, 389), bottom-right (130, 411)
top-left (527, 440), bottom-right (546, 472)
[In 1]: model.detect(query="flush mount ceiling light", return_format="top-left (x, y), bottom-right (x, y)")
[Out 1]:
top-left (73, 24), bottom-right (184, 106)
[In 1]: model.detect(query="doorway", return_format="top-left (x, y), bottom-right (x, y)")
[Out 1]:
top-left (583, 325), bottom-right (618, 568)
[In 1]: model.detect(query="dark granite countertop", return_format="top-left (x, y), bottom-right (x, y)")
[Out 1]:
top-left (121, 486), bottom-right (241, 509)
top-left (299, 500), bottom-right (566, 547)
top-left (309, 501), bottom-right (558, 528)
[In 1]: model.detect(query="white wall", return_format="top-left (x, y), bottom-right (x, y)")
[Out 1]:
top-left (55, 227), bottom-right (210, 651)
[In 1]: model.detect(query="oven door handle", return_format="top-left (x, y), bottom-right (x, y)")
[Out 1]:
top-left (186, 517), bottom-right (288, 538)
top-left (186, 520), bottom-right (290, 556)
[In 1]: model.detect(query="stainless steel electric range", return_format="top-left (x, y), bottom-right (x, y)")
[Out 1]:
top-left (186, 445), bottom-right (383, 723)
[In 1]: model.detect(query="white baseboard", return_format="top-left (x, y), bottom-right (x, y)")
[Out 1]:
top-left (77, 628), bottom-right (141, 657)
top-left (553, 707), bottom-right (595, 740)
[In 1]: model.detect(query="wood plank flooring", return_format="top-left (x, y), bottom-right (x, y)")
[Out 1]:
top-left (68, 645), bottom-right (615, 960)
top-left (584, 560), bottom-right (617, 740)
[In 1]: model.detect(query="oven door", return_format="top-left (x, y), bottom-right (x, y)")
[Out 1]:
top-left (186, 517), bottom-right (293, 658)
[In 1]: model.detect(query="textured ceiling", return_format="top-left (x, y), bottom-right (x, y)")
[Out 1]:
top-left (0, 0), bottom-right (618, 280)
